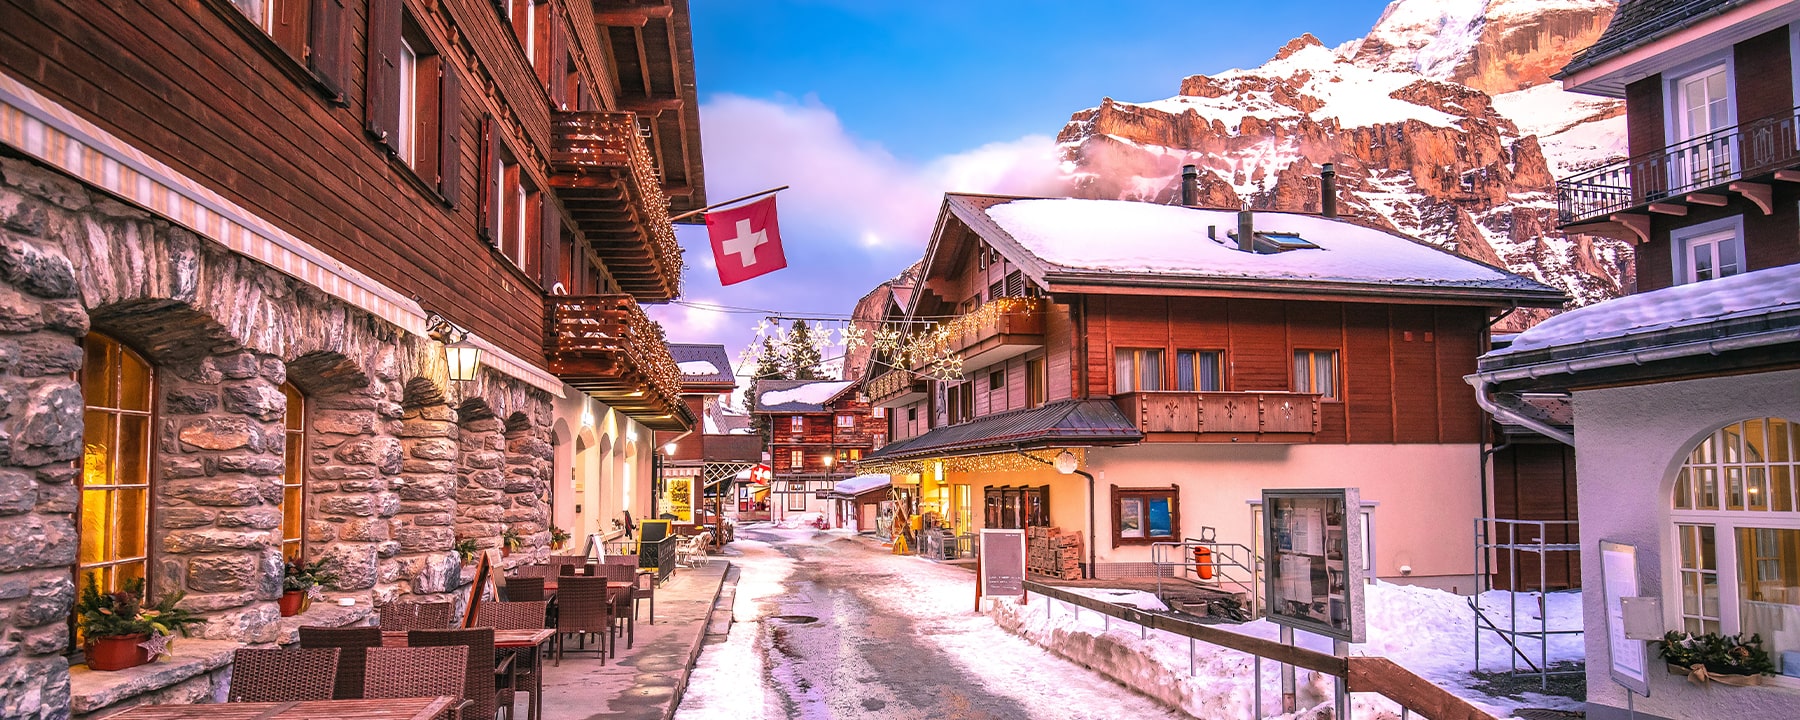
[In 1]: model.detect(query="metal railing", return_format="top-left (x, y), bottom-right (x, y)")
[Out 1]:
top-left (1472, 517), bottom-right (1582, 689)
top-left (1557, 104), bottom-right (1800, 223)
top-left (1150, 538), bottom-right (1260, 618)
top-left (637, 535), bottom-right (678, 584)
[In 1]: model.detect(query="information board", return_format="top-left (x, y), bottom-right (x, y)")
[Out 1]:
top-left (1262, 488), bottom-right (1365, 643)
top-left (978, 529), bottom-right (1026, 601)
top-left (638, 519), bottom-right (672, 571)
top-left (1600, 540), bottom-right (1649, 695)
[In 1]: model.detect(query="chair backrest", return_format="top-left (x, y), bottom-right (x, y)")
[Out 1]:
top-left (227, 647), bottom-right (340, 703)
top-left (407, 627), bottom-right (496, 720)
top-left (596, 563), bottom-right (634, 584)
top-left (379, 600), bottom-right (453, 631)
top-left (556, 575), bottom-right (612, 634)
top-left (297, 625), bottom-right (382, 700)
top-left (363, 646), bottom-right (468, 705)
top-left (510, 564), bottom-right (553, 578)
top-left (558, 563), bottom-right (578, 576)
top-left (477, 600), bottom-right (548, 630)
top-left (506, 575), bottom-right (545, 602)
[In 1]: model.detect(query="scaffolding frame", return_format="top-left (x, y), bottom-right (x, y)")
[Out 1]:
top-left (1473, 517), bottom-right (1583, 690)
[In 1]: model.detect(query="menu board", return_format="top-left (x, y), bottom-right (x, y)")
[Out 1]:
top-left (1600, 540), bottom-right (1649, 695)
top-left (1263, 488), bottom-right (1365, 643)
top-left (979, 529), bottom-right (1027, 600)
top-left (664, 476), bottom-right (695, 523)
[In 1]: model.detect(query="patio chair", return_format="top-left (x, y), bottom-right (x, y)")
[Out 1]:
top-left (506, 576), bottom-right (545, 602)
top-left (553, 575), bottom-right (613, 666)
top-left (510, 564), bottom-right (554, 578)
top-left (473, 601), bottom-right (548, 720)
top-left (604, 555), bottom-right (655, 624)
top-left (226, 647), bottom-right (339, 703)
top-left (298, 625), bottom-right (383, 700)
top-left (365, 645), bottom-right (471, 720)
top-left (380, 600), bottom-right (453, 631)
top-left (409, 627), bottom-right (510, 720)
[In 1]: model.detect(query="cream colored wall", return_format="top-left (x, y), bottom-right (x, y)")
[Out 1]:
top-left (550, 392), bottom-right (656, 544)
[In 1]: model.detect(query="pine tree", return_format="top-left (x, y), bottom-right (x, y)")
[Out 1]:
top-left (784, 320), bottom-right (825, 380)
top-left (744, 336), bottom-right (785, 440)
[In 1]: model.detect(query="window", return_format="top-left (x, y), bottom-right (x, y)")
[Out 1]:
top-left (1176, 350), bottom-right (1223, 392)
top-left (790, 416), bottom-right (805, 433)
top-left (786, 485), bottom-right (809, 512)
top-left (1293, 350), bottom-right (1338, 399)
top-left (487, 143), bottom-right (539, 271)
top-left (977, 243), bottom-right (989, 270)
top-left (397, 38), bottom-right (419, 166)
top-left (280, 383), bottom-right (307, 561)
top-left (789, 449), bottom-right (804, 469)
top-left (1026, 358), bottom-right (1046, 409)
top-left (1114, 348), bottom-right (1164, 393)
top-left (1668, 63), bottom-right (1735, 191)
top-left (836, 414), bottom-right (855, 428)
top-left (1113, 486), bottom-right (1180, 546)
top-left (906, 407), bottom-right (917, 422)
top-left (984, 486), bottom-right (1049, 529)
top-left (367, 4), bottom-right (460, 200)
top-left (989, 369), bottom-right (1004, 391)
top-left (79, 335), bottom-right (153, 600)
top-left (871, 406), bottom-right (885, 419)
top-left (1674, 220), bottom-right (1745, 285)
top-left (1671, 418), bottom-right (1800, 669)
top-left (947, 383), bottom-right (974, 424)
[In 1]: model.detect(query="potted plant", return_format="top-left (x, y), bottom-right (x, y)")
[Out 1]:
top-left (1656, 630), bottom-right (1776, 686)
top-left (279, 558), bottom-right (337, 617)
top-left (76, 576), bottom-right (202, 671)
top-left (501, 528), bottom-right (523, 557)
top-left (454, 539), bottom-right (480, 565)
top-left (549, 525), bottom-right (571, 551)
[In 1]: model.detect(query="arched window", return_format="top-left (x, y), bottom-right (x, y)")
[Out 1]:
top-left (1671, 418), bottom-right (1800, 658)
top-left (79, 334), bottom-right (153, 595)
top-left (280, 383), bottom-right (306, 561)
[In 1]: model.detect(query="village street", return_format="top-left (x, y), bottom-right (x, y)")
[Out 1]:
top-left (675, 526), bottom-right (1183, 720)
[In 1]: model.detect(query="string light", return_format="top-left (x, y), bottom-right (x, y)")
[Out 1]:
top-left (857, 449), bottom-right (1083, 478)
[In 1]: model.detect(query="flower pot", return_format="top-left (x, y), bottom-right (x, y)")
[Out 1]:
top-left (85, 633), bottom-right (152, 671)
top-left (1667, 662), bottom-right (1767, 686)
top-left (501, 546), bottom-right (512, 558)
top-left (278, 589), bottom-right (310, 617)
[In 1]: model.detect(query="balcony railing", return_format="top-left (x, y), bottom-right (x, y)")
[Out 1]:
top-left (1113, 391), bottom-right (1321, 439)
top-left (549, 112), bottom-right (684, 302)
top-left (867, 369), bottom-right (928, 408)
top-left (1557, 105), bottom-right (1800, 225)
top-left (545, 294), bottom-right (690, 430)
top-left (911, 297), bottom-right (1048, 370)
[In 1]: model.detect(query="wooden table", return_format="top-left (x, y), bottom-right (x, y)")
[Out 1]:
top-left (378, 629), bottom-right (554, 720)
top-left (539, 578), bottom-right (634, 593)
top-left (100, 696), bottom-right (456, 720)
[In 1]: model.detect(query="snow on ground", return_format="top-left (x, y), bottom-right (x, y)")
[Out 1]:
top-left (994, 580), bottom-right (1584, 719)
top-left (675, 536), bottom-right (797, 718)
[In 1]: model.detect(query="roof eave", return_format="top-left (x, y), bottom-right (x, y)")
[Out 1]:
top-left (1042, 271), bottom-right (1569, 308)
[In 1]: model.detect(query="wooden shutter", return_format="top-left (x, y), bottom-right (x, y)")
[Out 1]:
top-left (539, 198), bottom-right (560, 289)
top-left (546, 13), bottom-right (566, 108)
top-left (364, 0), bottom-right (403, 154)
top-left (475, 116), bottom-right (495, 243)
top-left (438, 66), bottom-right (462, 205)
top-left (307, 0), bottom-right (349, 103)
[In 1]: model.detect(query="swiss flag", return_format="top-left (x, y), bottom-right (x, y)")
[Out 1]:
top-left (705, 195), bottom-right (787, 286)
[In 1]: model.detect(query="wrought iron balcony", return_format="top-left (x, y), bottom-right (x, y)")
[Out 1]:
top-left (867, 369), bottom-right (928, 409)
top-left (549, 112), bottom-right (683, 302)
top-left (1557, 105), bottom-right (1800, 232)
top-left (1113, 391), bottom-right (1320, 440)
top-left (910, 297), bottom-right (1048, 370)
top-left (545, 294), bottom-right (692, 430)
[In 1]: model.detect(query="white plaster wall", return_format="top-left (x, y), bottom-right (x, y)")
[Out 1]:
top-left (1575, 367), bottom-right (1800, 719)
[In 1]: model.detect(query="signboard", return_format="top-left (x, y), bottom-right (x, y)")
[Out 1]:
top-left (638, 519), bottom-right (672, 571)
top-left (1600, 540), bottom-right (1649, 695)
top-left (664, 476), bottom-right (695, 523)
top-left (978, 529), bottom-right (1026, 603)
top-left (582, 532), bottom-right (606, 561)
top-left (1262, 488), bottom-right (1365, 643)
top-left (462, 548), bottom-right (509, 627)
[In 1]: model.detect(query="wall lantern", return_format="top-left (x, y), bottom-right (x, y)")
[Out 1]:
top-left (427, 312), bottom-right (483, 383)
top-left (1053, 450), bottom-right (1079, 475)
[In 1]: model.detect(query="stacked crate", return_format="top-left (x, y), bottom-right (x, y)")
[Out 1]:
top-left (1026, 526), bottom-right (1084, 580)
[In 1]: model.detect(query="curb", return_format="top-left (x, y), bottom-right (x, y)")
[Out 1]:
top-left (661, 561), bottom-right (738, 720)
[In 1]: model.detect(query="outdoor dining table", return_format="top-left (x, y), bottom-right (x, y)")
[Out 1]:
top-left (99, 696), bottom-right (456, 720)
top-left (380, 628), bottom-right (555, 720)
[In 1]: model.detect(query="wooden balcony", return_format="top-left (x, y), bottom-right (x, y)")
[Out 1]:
top-left (1556, 105), bottom-right (1800, 240)
top-left (545, 294), bottom-right (692, 430)
top-left (1113, 391), bottom-right (1320, 442)
top-left (549, 112), bottom-right (683, 302)
top-left (912, 297), bottom-right (1047, 370)
top-left (867, 369), bottom-right (927, 408)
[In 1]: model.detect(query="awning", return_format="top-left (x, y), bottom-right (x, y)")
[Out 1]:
top-left (832, 473), bottom-right (891, 498)
top-left (863, 399), bottom-right (1142, 462)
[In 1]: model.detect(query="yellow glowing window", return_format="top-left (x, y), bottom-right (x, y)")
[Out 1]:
top-left (79, 334), bottom-right (153, 596)
top-left (280, 383), bottom-right (306, 561)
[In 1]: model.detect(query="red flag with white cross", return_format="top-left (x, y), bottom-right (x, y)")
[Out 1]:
top-left (705, 195), bottom-right (787, 286)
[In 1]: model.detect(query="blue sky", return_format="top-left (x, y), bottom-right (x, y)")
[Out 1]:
top-left (650, 0), bottom-right (1395, 377)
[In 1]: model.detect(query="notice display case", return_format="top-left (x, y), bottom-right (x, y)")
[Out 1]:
top-left (1263, 488), bottom-right (1365, 642)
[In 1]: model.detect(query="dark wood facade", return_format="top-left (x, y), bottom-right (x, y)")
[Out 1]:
top-left (768, 399), bottom-right (882, 477)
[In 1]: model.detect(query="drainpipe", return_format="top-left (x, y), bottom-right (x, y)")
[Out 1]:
top-left (1469, 380), bottom-right (1574, 446)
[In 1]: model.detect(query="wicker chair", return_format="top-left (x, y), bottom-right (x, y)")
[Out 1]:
top-left (365, 646), bottom-right (471, 720)
top-left (595, 563), bottom-right (637, 649)
top-left (510, 564), bottom-right (554, 578)
top-left (505, 576), bottom-right (545, 602)
top-left (298, 625), bottom-right (383, 700)
top-left (380, 600), bottom-right (453, 631)
top-left (554, 575), bottom-right (612, 666)
top-left (477, 600), bottom-right (548, 718)
top-left (604, 555), bottom-right (654, 624)
top-left (409, 627), bottom-right (509, 720)
top-left (545, 555), bottom-right (587, 573)
top-left (226, 647), bottom-right (339, 703)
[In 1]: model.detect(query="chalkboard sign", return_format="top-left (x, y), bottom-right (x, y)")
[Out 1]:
top-left (638, 519), bottom-right (671, 571)
top-left (978, 529), bottom-right (1026, 602)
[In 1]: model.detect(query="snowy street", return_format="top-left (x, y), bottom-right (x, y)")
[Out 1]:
top-left (675, 526), bottom-right (1183, 720)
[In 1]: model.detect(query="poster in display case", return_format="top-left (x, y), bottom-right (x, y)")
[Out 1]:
top-left (1262, 488), bottom-right (1365, 642)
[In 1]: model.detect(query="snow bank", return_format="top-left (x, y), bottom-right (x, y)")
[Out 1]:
top-left (1059, 587), bottom-right (1171, 612)
top-left (772, 512), bottom-right (827, 529)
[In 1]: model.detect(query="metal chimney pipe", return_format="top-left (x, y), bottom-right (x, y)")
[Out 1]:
top-left (1237, 209), bottom-right (1255, 253)
top-left (1321, 162), bottom-right (1338, 218)
top-left (1180, 165), bottom-right (1199, 207)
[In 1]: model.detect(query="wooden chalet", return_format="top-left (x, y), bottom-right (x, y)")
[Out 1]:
top-left (751, 379), bottom-right (882, 523)
top-left (655, 343), bottom-right (760, 531)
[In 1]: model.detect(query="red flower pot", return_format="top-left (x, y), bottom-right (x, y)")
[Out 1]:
top-left (85, 633), bottom-right (152, 671)
top-left (278, 590), bottom-right (309, 617)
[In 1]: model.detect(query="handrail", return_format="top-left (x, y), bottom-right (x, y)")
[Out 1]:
top-left (1150, 539), bottom-right (1260, 618)
top-left (1557, 103), bottom-right (1800, 223)
top-left (1022, 580), bottom-right (1498, 720)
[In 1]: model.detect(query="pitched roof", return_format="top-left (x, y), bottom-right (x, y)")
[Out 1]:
top-left (942, 194), bottom-right (1565, 306)
top-left (753, 379), bottom-right (856, 413)
top-left (1561, 0), bottom-right (1747, 76)
top-left (668, 343), bottom-right (736, 387)
top-left (864, 399), bottom-right (1143, 462)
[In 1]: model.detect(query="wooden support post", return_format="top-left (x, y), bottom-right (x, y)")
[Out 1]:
top-left (1729, 181), bottom-right (1773, 214)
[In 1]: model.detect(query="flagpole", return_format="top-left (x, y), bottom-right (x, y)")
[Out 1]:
top-left (669, 185), bottom-right (789, 223)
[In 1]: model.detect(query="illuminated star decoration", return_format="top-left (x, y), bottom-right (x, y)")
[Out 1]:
top-left (840, 324), bottom-right (866, 354)
top-left (138, 632), bottom-right (172, 659)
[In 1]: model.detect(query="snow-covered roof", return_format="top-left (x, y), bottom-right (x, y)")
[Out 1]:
top-left (754, 379), bottom-right (855, 413)
top-left (1486, 264), bottom-right (1800, 360)
top-left (833, 474), bottom-right (890, 497)
top-left (668, 344), bottom-right (736, 386)
top-left (962, 197), bottom-right (1560, 298)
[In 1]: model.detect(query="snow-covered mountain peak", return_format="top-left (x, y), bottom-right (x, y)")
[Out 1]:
top-left (1349, 0), bottom-right (1490, 79)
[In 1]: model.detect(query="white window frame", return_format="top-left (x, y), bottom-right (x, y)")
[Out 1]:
top-left (788, 449), bottom-right (803, 469)
top-left (835, 414), bottom-right (854, 428)
top-left (1664, 56), bottom-right (1737, 147)
top-left (397, 39), bottom-right (419, 167)
top-left (512, 182), bottom-right (528, 267)
top-left (1669, 215), bottom-right (1744, 285)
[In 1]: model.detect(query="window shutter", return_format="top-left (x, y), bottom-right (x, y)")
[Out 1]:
top-left (438, 66), bottom-right (462, 205)
top-left (364, 0), bottom-right (402, 154)
top-left (306, 0), bottom-right (348, 101)
top-left (539, 199), bottom-right (560, 289)
top-left (546, 14), bottom-right (566, 108)
top-left (475, 116), bottom-right (495, 243)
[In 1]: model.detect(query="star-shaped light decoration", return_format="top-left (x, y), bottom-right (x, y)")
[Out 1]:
top-left (840, 324), bottom-right (866, 355)
top-left (871, 326), bottom-right (902, 359)
top-left (753, 318), bottom-right (772, 337)
top-left (138, 632), bottom-right (172, 659)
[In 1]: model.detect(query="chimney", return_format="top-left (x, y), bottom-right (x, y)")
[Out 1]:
top-left (1180, 165), bottom-right (1199, 207)
top-left (1237, 209), bottom-right (1255, 253)
top-left (1320, 162), bottom-right (1338, 218)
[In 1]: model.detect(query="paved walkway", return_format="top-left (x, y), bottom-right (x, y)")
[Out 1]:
top-left (532, 561), bottom-right (733, 720)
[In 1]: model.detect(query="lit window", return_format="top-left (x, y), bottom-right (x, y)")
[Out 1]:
top-left (1176, 350), bottom-right (1223, 392)
top-left (789, 449), bottom-right (804, 469)
top-left (280, 383), bottom-right (307, 561)
top-left (1114, 348), bottom-right (1163, 393)
top-left (1294, 350), bottom-right (1338, 399)
top-left (836, 414), bottom-right (855, 428)
top-left (79, 335), bottom-right (153, 600)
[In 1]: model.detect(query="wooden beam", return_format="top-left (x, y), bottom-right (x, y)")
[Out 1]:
top-left (1647, 202), bottom-right (1688, 216)
top-left (592, 5), bottom-right (673, 27)
top-left (1685, 192), bottom-right (1728, 206)
top-left (1775, 169), bottom-right (1800, 182)
top-left (1609, 212), bottom-right (1651, 244)
top-left (1729, 181), bottom-right (1773, 215)
top-left (619, 96), bottom-right (683, 113)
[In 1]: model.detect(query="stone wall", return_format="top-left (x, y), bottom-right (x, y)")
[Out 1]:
top-left (392, 380), bottom-right (460, 602)
top-left (454, 399), bottom-right (506, 555)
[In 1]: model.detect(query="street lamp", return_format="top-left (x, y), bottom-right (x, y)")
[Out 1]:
top-left (427, 312), bottom-right (482, 383)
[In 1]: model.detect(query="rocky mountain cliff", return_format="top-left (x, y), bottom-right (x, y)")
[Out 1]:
top-left (1056, 0), bottom-right (1629, 324)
